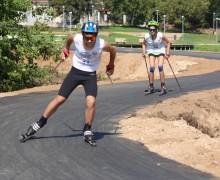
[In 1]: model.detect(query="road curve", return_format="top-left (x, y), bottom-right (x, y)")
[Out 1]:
top-left (0, 49), bottom-right (220, 180)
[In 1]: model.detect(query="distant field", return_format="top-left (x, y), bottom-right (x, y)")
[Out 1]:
top-left (48, 26), bottom-right (220, 52)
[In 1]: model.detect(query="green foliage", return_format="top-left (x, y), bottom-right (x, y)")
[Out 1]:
top-left (102, 0), bottom-right (217, 29)
top-left (0, 23), bottom-right (62, 92)
top-left (48, 0), bottom-right (220, 29)
top-left (0, 57), bottom-right (45, 91)
top-left (50, 0), bottom-right (91, 23)
top-left (155, 0), bottom-right (210, 28)
top-left (0, 0), bottom-right (62, 92)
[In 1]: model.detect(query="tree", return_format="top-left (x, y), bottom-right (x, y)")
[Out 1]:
top-left (207, 0), bottom-right (220, 28)
top-left (144, 0), bottom-right (210, 29)
top-left (103, 0), bottom-right (215, 29)
top-left (49, 0), bottom-right (92, 24)
top-left (103, 0), bottom-right (151, 25)
top-left (0, 0), bottom-right (31, 36)
top-left (48, 0), bottom-right (216, 28)
top-left (0, 0), bottom-right (61, 92)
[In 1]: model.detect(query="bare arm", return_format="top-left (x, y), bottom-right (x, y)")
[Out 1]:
top-left (103, 41), bottom-right (116, 75)
top-left (60, 33), bottom-right (75, 60)
top-left (162, 35), bottom-right (171, 57)
top-left (142, 39), bottom-right (147, 57)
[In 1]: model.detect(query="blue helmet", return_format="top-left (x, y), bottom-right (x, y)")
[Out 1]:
top-left (82, 21), bottom-right (99, 33)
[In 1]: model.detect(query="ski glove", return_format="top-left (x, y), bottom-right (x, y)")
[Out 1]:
top-left (63, 48), bottom-right (70, 57)
top-left (166, 53), bottom-right (170, 58)
top-left (106, 64), bottom-right (115, 75)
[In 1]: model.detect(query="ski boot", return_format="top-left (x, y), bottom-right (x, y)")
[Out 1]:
top-left (145, 86), bottom-right (155, 95)
top-left (158, 84), bottom-right (167, 96)
top-left (19, 117), bottom-right (47, 142)
top-left (84, 130), bottom-right (96, 147)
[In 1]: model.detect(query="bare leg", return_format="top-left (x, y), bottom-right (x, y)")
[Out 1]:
top-left (158, 56), bottom-right (165, 84)
top-left (43, 95), bottom-right (67, 119)
top-left (84, 95), bottom-right (96, 125)
top-left (83, 95), bottom-right (96, 146)
top-left (149, 56), bottom-right (156, 84)
top-left (20, 95), bottom-right (67, 140)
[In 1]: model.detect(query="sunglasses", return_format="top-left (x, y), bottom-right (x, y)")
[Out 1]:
top-left (84, 34), bottom-right (96, 42)
top-left (149, 28), bottom-right (157, 32)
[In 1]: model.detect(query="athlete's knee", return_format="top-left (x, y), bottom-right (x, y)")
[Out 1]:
top-left (54, 95), bottom-right (66, 105)
top-left (150, 66), bottom-right (155, 73)
top-left (158, 66), bottom-right (164, 72)
top-left (86, 96), bottom-right (96, 109)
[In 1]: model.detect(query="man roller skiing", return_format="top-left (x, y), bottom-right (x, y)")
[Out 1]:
top-left (142, 20), bottom-right (171, 95)
top-left (19, 21), bottom-right (116, 146)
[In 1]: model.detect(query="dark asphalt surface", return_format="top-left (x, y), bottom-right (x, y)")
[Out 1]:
top-left (117, 47), bottom-right (220, 60)
top-left (1, 49), bottom-right (220, 180)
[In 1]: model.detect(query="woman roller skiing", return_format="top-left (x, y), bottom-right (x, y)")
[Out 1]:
top-left (142, 20), bottom-right (171, 95)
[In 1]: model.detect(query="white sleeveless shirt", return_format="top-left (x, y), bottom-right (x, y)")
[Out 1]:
top-left (72, 33), bottom-right (105, 72)
top-left (144, 32), bottom-right (166, 55)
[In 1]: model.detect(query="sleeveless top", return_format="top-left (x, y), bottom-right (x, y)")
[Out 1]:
top-left (72, 33), bottom-right (105, 72)
top-left (144, 32), bottom-right (166, 55)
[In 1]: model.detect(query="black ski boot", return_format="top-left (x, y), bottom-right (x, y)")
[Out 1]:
top-left (83, 123), bottom-right (96, 147)
top-left (19, 116), bottom-right (47, 142)
top-left (145, 85), bottom-right (155, 95)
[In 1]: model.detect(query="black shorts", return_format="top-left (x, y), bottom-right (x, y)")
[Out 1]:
top-left (148, 53), bottom-right (165, 57)
top-left (58, 67), bottom-right (97, 98)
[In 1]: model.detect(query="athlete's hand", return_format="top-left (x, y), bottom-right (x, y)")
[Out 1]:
top-left (165, 53), bottom-right (170, 59)
top-left (60, 52), bottom-right (66, 61)
top-left (142, 52), bottom-right (146, 58)
top-left (106, 64), bottom-right (115, 76)
top-left (60, 48), bottom-right (70, 61)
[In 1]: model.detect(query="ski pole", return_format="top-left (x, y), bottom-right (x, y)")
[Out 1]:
top-left (53, 61), bottom-right (62, 73)
top-left (53, 58), bottom-right (63, 73)
top-left (165, 57), bottom-right (182, 91)
top-left (143, 56), bottom-right (150, 83)
top-left (106, 72), bottom-right (113, 86)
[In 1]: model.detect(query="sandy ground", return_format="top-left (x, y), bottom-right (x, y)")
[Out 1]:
top-left (1, 52), bottom-right (220, 178)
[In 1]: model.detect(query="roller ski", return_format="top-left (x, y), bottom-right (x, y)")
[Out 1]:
top-left (19, 123), bottom-right (38, 142)
top-left (84, 130), bottom-right (96, 147)
top-left (144, 86), bottom-right (154, 95)
top-left (19, 133), bottom-right (34, 142)
top-left (19, 117), bottom-right (47, 143)
top-left (158, 85), bottom-right (167, 96)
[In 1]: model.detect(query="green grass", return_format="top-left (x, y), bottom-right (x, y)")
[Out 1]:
top-left (173, 33), bottom-right (220, 52)
top-left (49, 25), bottom-right (147, 33)
top-left (99, 33), bottom-right (141, 44)
top-left (100, 25), bottom-right (147, 32)
top-left (46, 26), bottom-right (220, 52)
top-left (173, 33), bottom-right (216, 44)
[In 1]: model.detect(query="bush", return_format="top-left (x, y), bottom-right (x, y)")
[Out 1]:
top-left (0, 23), bottom-right (61, 92)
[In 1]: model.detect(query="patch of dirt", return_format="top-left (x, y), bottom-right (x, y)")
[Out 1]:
top-left (119, 89), bottom-right (220, 177)
top-left (1, 52), bottom-right (220, 178)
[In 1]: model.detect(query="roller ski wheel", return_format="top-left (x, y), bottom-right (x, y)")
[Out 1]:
top-left (19, 121), bottom-right (41, 143)
top-left (145, 91), bottom-right (154, 95)
top-left (144, 87), bottom-right (154, 95)
top-left (84, 130), bottom-right (96, 147)
top-left (158, 85), bottom-right (167, 96)
top-left (19, 134), bottom-right (34, 142)
top-left (85, 138), bottom-right (96, 147)
top-left (158, 91), bottom-right (167, 96)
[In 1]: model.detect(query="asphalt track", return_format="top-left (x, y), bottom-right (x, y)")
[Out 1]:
top-left (1, 49), bottom-right (220, 180)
